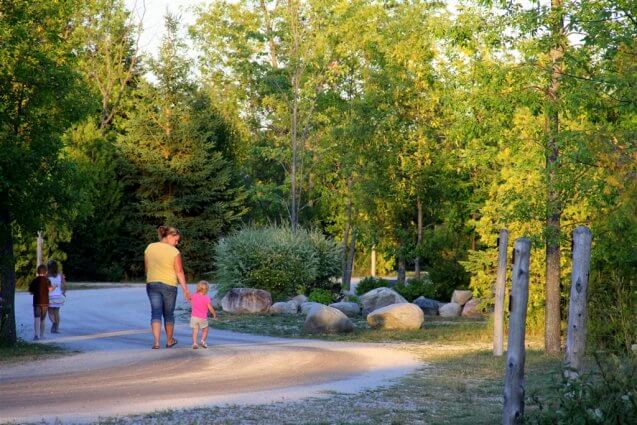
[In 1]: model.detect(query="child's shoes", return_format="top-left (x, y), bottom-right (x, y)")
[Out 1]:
top-left (199, 340), bottom-right (208, 349)
top-left (192, 344), bottom-right (198, 349)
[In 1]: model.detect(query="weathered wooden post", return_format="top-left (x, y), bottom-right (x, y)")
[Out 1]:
top-left (371, 246), bottom-right (377, 277)
top-left (565, 226), bottom-right (592, 378)
top-left (503, 237), bottom-right (531, 425)
top-left (36, 231), bottom-right (43, 269)
top-left (494, 229), bottom-right (509, 356)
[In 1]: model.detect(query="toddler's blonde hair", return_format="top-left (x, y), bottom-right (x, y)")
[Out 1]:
top-left (196, 280), bottom-right (209, 294)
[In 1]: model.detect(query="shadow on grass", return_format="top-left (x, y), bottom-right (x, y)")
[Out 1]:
top-left (0, 339), bottom-right (66, 366)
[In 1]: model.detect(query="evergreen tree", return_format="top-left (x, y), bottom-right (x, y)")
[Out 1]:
top-left (117, 15), bottom-right (246, 278)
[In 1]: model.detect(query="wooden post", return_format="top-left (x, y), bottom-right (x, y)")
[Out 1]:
top-left (494, 229), bottom-right (509, 356)
top-left (565, 226), bottom-right (592, 378)
top-left (36, 231), bottom-right (43, 269)
top-left (503, 237), bottom-right (531, 425)
top-left (371, 246), bottom-right (377, 277)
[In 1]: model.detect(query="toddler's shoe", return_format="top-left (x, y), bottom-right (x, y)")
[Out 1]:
top-left (192, 344), bottom-right (198, 349)
top-left (199, 341), bottom-right (208, 349)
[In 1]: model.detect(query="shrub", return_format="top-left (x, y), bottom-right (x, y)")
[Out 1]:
top-left (526, 354), bottom-right (637, 424)
top-left (394, 274), bottom-right (447, 302)
top-left (355, 276), bottom-right (391, 296)
top-left (215, 225), bottom-right (341, 299)
top-left (308, 288), bottom-right (335, 305)
top-left (307, 231), bottom-right (342, 293)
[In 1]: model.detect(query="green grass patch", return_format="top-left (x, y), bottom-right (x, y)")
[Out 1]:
top-left (209, 311), bottom-right (492, 344)
top-left (0, 340), bottom-right (67, 366)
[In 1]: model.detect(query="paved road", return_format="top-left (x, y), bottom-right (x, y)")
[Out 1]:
top-left (1, 286), bottom-right (418, 424)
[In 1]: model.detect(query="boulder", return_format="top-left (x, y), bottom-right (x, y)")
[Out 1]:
top-left (367, 303), bottom-right (424, 330)
top-left (451, 290), bottom-right (473, 306)
top-left (303, 305), bottom-right (353, 334)
top-left (413, 296), bottom-right (442, 316)
top-left (439, 302), bottom-right (462, 317)
top-left (329, 302), bottom-right (361, 317)
top-left (360, 287), bottom-right (407, 316)
top-left (300, 301), bottom-right (325, 315)
top-left (290, 294), bottom-right (308, 307)
top-left (208, 285), bottom-right (221, 309)
top-left (269, 301), bottom-right (298, 315)
top-left (221, 288), bottom-right (272, 313)
top-left (461, 298), bottom-right (482, 318)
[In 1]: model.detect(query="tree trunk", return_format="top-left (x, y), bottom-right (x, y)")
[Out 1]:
top-left (397, 257), bottom-right (406, 284)
top-left (503, 237), bottom-right (531, 425)
top-left (36, 231), bottom-right (43, 269)
top-left (343, 229), bottom-right (357, 292)
top-left (544, 0), bottom-right (565, 356)
top-left (565, 226), bottom-right (592, 378)
top-left (494, 229), bottom-right (508, 357)
top-left (341, 179), bottom-right (353, 285)
top-left (288, 0), bottom-right (301, 231)
top-left (415, 196), bottom-right (423, 279)
top-left (0, 207), bottom-right (17, 345)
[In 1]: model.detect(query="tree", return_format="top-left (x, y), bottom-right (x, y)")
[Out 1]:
top-left (0, 0), bottom-right (91, 345)
top-left (117, 15), bottom-right (246, 277)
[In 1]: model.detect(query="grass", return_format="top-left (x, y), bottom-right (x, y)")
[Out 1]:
top-left (208, 311), bottom-right (493, 344)
top-left (0, 339), bottom-right (67, 366)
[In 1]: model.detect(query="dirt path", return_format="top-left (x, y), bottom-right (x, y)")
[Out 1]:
top-left (1, 287), bottom-right (419, 424)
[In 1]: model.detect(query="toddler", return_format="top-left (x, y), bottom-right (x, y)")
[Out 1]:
top-left (189, 281), bottom-right (217, 349)
top-left (28, 264), bottom-right (52, 340)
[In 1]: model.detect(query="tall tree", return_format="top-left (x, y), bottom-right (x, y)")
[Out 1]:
top-left (0, 0), bottom-right (90, 345)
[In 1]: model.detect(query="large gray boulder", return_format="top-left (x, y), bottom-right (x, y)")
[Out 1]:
top-left (360, 287), bottom-right (407, 316)
top-left (329, 302), bottom-right (361, 317)
top-left (461, 298), bottom-right (482, 318)
top-left (208, 285), bottom-right (222, 309)
top-left (451, 290), bottom-right (473, 306)
top-left (367, 303), bottom-right (424, 330)
top-left (290, 294), bottom-right (308, 307)
top-left (439, 302), bottom-right (462, 317)
top-left (221, 288), bottom-right (272, 313)
top-left (269, 301), bottom-right (298, 315)
top-left (300, 301), bottom-right (325, 315)
top-left (413, 296), bottom-right (441, 316)
top-left (303, 305), bottom-right (353, 334)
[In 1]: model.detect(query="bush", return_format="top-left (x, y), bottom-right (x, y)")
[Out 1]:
top-left (526, 354), bottom-right (637, 424)
top-left (215, 225), bottom-right (341, 299)
top-left (394, 275), bottom-right (447, 302)
top-left (355, 276), bottom-right (391, 296)
top-left (308, 288), bottom-right (335, 305)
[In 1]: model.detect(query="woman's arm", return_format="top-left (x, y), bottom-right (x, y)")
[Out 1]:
top-left (174, 254), bottom-right (191, 300)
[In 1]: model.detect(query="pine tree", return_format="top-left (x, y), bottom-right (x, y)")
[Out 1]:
top-left (117, 15), bottom-right (246, 277)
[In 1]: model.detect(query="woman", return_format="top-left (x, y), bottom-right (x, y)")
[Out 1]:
top-left (145, 226), bottom-right (191, 349)
top-left (47, 260), bottom-right (66, 334)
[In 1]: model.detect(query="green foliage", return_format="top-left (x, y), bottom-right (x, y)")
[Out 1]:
top-left (116, 16), bottom-right (246, 278)
top-left (307, 289), bottom-right (335, 305)
top-left (394, 275), bottom-right (451, 302)
top-left (526, 355), bottom-right (637, 424)
top-left (355, 277), bottom-right (391, 296)
top-left (215, 225), bottom-right (341, 300)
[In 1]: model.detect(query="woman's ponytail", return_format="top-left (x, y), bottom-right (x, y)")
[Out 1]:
top-left (157, 225), bottom-right (180, 240)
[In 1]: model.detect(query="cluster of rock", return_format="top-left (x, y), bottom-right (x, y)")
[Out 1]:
top-left (218, 284), bottom-right (482, 335)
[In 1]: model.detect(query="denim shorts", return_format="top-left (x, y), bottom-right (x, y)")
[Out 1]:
top-left (146, 282), bottom-right (178, 325)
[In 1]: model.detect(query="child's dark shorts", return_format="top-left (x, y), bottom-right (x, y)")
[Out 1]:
top-left (33, 305), bottom-right (48, 318)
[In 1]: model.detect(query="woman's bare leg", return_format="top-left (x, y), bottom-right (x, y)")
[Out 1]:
top-left (151, 322), bottom-right (161, 347)
top-left (165, 322), bottom-right (175, 344)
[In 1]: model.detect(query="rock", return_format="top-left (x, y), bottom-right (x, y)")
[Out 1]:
top-left (367, 303), bottom-right (424, 330)
top-left (360, 287), bottom-right (407, 316)
top-left (329, 302), bottom-right (361, 317)
top-left (221, 288), bottom-right (272, 313)
top-left (461, 298), bottom-right (482, 318)
top-left (451, 290), bottom-right (473, 306)
top-left (290, 294), bottom-right (308, 307)
top-left (269, 301), bottom-right (298, 315)
top-left (300, 301), bottom-right (325, 315)
top-left (413, 296), bottom-right (441, 316)
top-left (303, 305), bottom-right (353, 334)
top-left (439, 302), bottom-right (462, 317)
top-left (208, 285), bottom-right (221, 309)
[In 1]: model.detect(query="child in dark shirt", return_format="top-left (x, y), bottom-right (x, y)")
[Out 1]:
top-left (28, 264), bottom-right (52, 340)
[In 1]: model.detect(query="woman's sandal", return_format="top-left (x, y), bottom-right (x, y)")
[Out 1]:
top-left (166, 338), bottom-right (178, 348)
top-left (152, 344), bottom-right (160, 350)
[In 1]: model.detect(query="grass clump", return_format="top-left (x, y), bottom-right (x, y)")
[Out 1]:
top-left (0, 340), bottom-right (66, 365)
